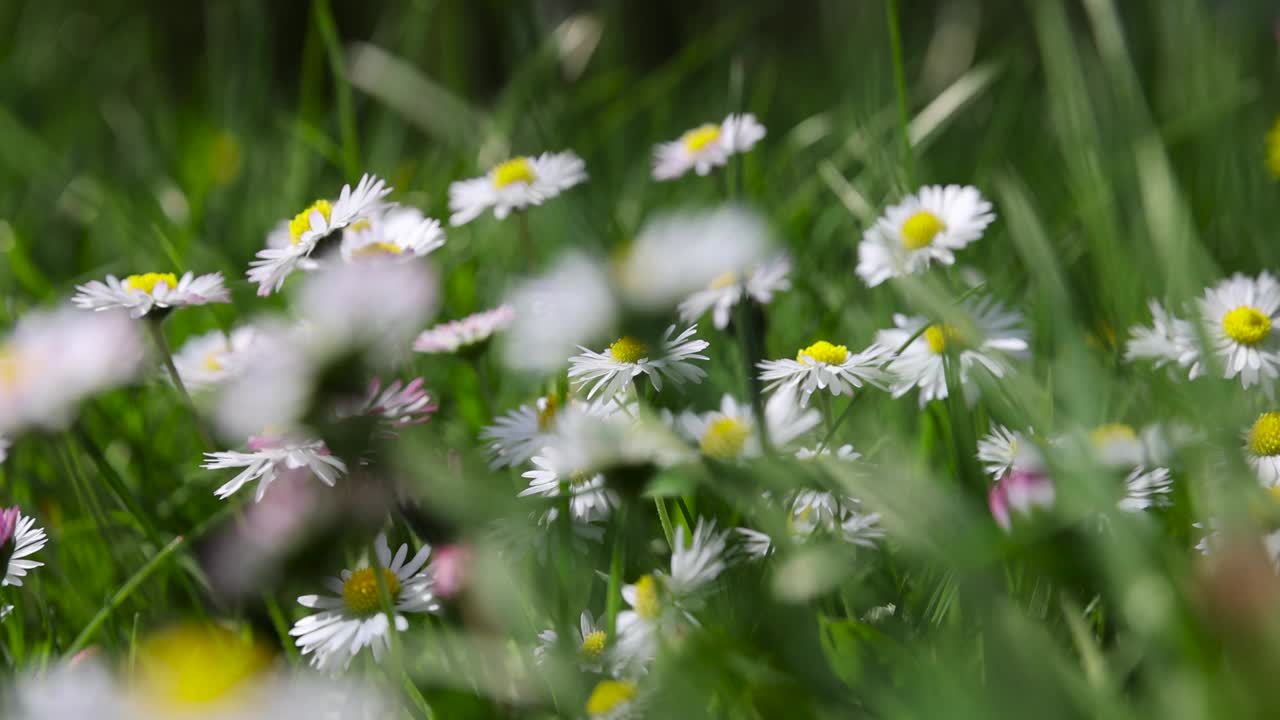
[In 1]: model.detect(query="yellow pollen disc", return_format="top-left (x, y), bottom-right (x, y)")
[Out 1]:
top-left (493, 157), bottom-right (536, 188)
top-left (536, 394), bottom-right (561, 431)
top-left (351, 241), bottom-right (404, 259)
top-left (710, 270), bottom-right (739, 290)
top-left (348, 218), bottom-right (372, 232)
top-left (586, 680), bottom-right (637, 716)
top-left (1089, 423), bottom-right (1136, 448)
top-left (633, 574), bottom-right (660, 620)
top-left (796, 340), bottom-right (849, 365)
top-left (1249, 412), bottom-right (1280, 457)
top-left (683, 123), bottom-right (722, 153)
top-left (124, 272), bottom-right (178, 295)
top-left (1268, 485), bottom-right (1280, 504)
top-left (1223, 306), bottom-right (1272, 346)
top-left (203, 352), bottom-right (225, 372)
top-left (701, 417), bottom-right (750, 459)
top-left (134, 624), bottom-right (271, 708)
top-left (580, 630), bottom-right (608, 660)
top-left (924, 324), bottom-right (955, 354)
top-left (569, 471), bottom-right (594, 488)
top-left (342, 567), bottom-right (402, 615)
top-left (0, 347), bottom-right (21, 389)
top-left (901, 211), bottom-right (946, 250)
top-left (609, 336), bottom-right (649, 364)
top-left (289, 199), bottom-right (333, 244)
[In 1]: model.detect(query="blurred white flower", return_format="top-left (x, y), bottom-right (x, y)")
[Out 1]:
top-left (614, 206), bottom-right (771, 312)
top-left (535, 610), bottom-right (609, 672)
top-left (1, 507), bottom-right (47, 587)
top-left (172, 326), bottom-right (258, 391)
top-left (448, 151), bottom-right (587, 225)
top-left (481, 395), bottom-right (563, 469)
top-left (543, 401), bottom-right (694, 478)
top-left (335, 377), bottom-right (437, 437)
top-left (1118, 467), bottom-right (1174, 513)
top-left (413, 305), bottom-right (514, 354)
top-left (296, 260), bottom-right (438, 360)
top-left (568, 325), bottom-right (709, 401)
top-left (677, 254), bottom-right (790, 330)
top-left (73, 271), bottom-right (230, 318)
top-left (500, 253), bottom-right (618, 372)
top-left (652, 113), bottom-right (765, 180)
top-left (977, 424), bottom-right (1025, 480)
top-left (874, 296), bottom-right (1029, 406)
top-left (0, 306), bottom-right (143, 436)
top-left (203, 435), bottom-right (346, 502)
top-left (520, 446), bottom-right (620, 523)
top-left (1124, 300), bottom-right (1198, 373)
top-left (758, 340), bottom-right (893, 407)
top-left (675, 390), bottom-right (820, 460)
top-left (249, 174), bottom-right (392, 296)
top-left (856, 185), bottom-right (995, 287)
top-left (211, 321), bottom-right (313, 440)
top-left (290, 533), bottom-right (439, 673)
top-left (0, 434), bottom-right (9, 464)
top-left (586, 679), bottom-right (640, 720)
top-left (340, 206), bottom-right (446, 262)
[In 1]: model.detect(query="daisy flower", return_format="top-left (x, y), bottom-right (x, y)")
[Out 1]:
top-left (290, 534), bottom-right (439, 672)
top-left (977, 424), bottom-right (1025, 480)
top-left (0, 307), bottom-right (143, 436)
top-left (339, 206), bottom-right (446, 262)
top-left (1, 507), bottom-right (47, 587)
top-left (790, 491), bottom-right (884, 547)
top-left (532, 398), bottom-right (692, 479)
top-left (988, 466), bottom-right (1055, 531)
top-left (1196, 272), bottom-right (1280, 389)
top-left (586, 679), bottom-right (640, 720)
top-left (614, 206), bottom-right (771, 312)
top-left (874, 296), bottom-right (1029, 406)
top-left (500, 253), bottom-right (619, 372)
top-left (413, 305), bottom-right (514, 354)
top-left (652, 113), bottom-right (766, 180)
top-left (72, 271), bottom-right (230, 318)
top-left (336, 377), bottom-right (437, 436)
top-left (855, 185), bottom-right (995, 287)
top-left (171, 326), bottom-right (258, 391)
top-left (1123, 300), bottom-right (1198, 372)
top-left (734, 527), bottom-right (775, 560)
top-left (568, 325), bottom-right (709, 401)
top-left (676, 389), bottom-right (820, 460)
top-left (297, 259), bottom-right (438, 359)
top-left (249, 173), bottom-right (392, 295)
top-left (535, 610), bottom-right (609, 672)
top-left (677, 254), bottom-right (791, 330)
top-left (481, 394), bottom-right (564, 468)
top-left (202, 435), bottom-right (347, 502)
top-left (757, 340), bottom-right (893, 406)
top-left (448, 151), bottom-right (587, 225)
top-left (1118, 467), bottom-right (1174, 513)
top-left (1246, 411), bottom-right (1280, 487)
top-left (520, 447), bottom-right (621, 523)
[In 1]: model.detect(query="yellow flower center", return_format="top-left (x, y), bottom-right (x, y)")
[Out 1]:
top-left (710, 270), bottom-right (739, 290)
top-left (796, 340), bottom-right (849, 365)
top-left (700, 417), bottom-right (751, 459)
top-left (342, 567), bottom-right (402, 615)
top-left (1249, 412), bottom-right (1280, 457)
top-left (1223, 306), bottom-right (1271, 346)
top-left (536, 394), bottom-right (561, 431)
top-left (350, 241), bottom-right (404, 259)
top-left (493, 157), bottom-right (536, 188)
top-left (289, 199), bottom-right (333, 244)
top-left (348, 218), bottom-right (372, 232)
top-left (609, 336), bottom-right (649, 364)
top-left (569, 471), bottom-right (595, 489)
top-left (682, 123), bottom-right (722, 152)
top-left (924, 324), bottom-right (956, 354)
top-left (0, 347), bottom-right (21, 389)
top-left (633, 574), bottom-right (660, 620)
top-left (134, 624), bottom-right (271, 708)
top-left (580, 630), bottom-right (608, 660)
top-left (124, 272), bottom-right (178, 295)
top-left (1089, 423), bottom-right (1136, 448)
top-left (203, 351), bottom-right (225, 372)
top-left (901, 211), bottom-right (946, 250)
top-left (586, 680), bottom-right (637, 717)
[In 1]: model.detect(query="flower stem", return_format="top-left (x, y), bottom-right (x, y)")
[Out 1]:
top-left (654, 497), bottom-right (675, 551)
top-left (735, 301), bottom-right (772, 453)
top-left (147, 318), bottom-right (214, 450)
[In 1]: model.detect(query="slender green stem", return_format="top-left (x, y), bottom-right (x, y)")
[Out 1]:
top-left (314, 0), bottom-right (361, 180)
top-left (605, 504), bottom-right (627, 638)
top-left (370, 538), bottom-right (433, 718)
top-left (68, 535), bottom-right (186, 654)
top-left (470, 357), bottom-right (496, 422)
top-left (264, 593), bottom-right (299, 661)
top-left (72, 423), bottom-right (164, 548)
top-left (147, 318), bottom-right (214, 451)
top-left (654, 497), bottom-right (675, 551)
top-left (735, 302), bottom-right (772, 453)
top-left (886, 0), bottom-right (915, 186)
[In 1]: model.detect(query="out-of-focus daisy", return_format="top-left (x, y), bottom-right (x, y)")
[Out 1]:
top-left (856, 185), bottom-right (995, 287)
top-left (874, 296), bottom-right (1029, 406)
top-left (586, 679), bottom-right (639, 720)
top-left (535, 610), bottom-right (609, 672)
top-left (297, 259), bottom-right (438, 360)
top-left (1118, 467), bottom-right (1174, 513)
top-left (794, 444), bottom-right (861, 461)
top-left (790, 491), bottom-right (884, 547)
top-left (675, 390), bottom-right (819, 460)
top-left (1267, 116), bottom-right (1280, 179)
top-left (73, 271), bottom-right (230, 318)
top-left (336, 377), bottom-right (437, 436)
top-left (172, 326), bottom-right (257, 391)
top-left (448, 151), bottom-right (587, 225)
top-left (0, 307), bottom-right (143, 436)
top-left (520, 447), bottom-right (620, 523)
top-left (413, 305), bottom-right (514, 354)
top-left (569, 325), bottom-right (709, 401)
top-left (0, 434), bottom-right (9, 464)
top-left (340, 206), bottom-right (446, 262)
top-left (758, 340), bottom-right (893, 407)
top-left (202, 435), bottom-right (347, 502)
top-left (652, 113), bottom-right (766, 181)
top-left (481, 394), bottom-right (564, 468)
top-left (249, 174), bottom-right (392, 295)
top-left (989, 465), bottom-right (1055, 531)
top-left (1247, 411), bottom-right (1280, 487)
top-left (977, 424), bottom-right (1025, 480)
top-left (1124, 300), bottom-right (1198, 372)
top-left (677, 254), bottom-right (791, 330)
top-left (290, 533), bottom-right (439, 672)
top-left (734, 527), bottom-right (775, 560)
top-left (1, 507), bottom-right (47, 587)
top-left (500, 253), bottom-right (619, 373)
top-left (614, 206), bottom-right (771, 312)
